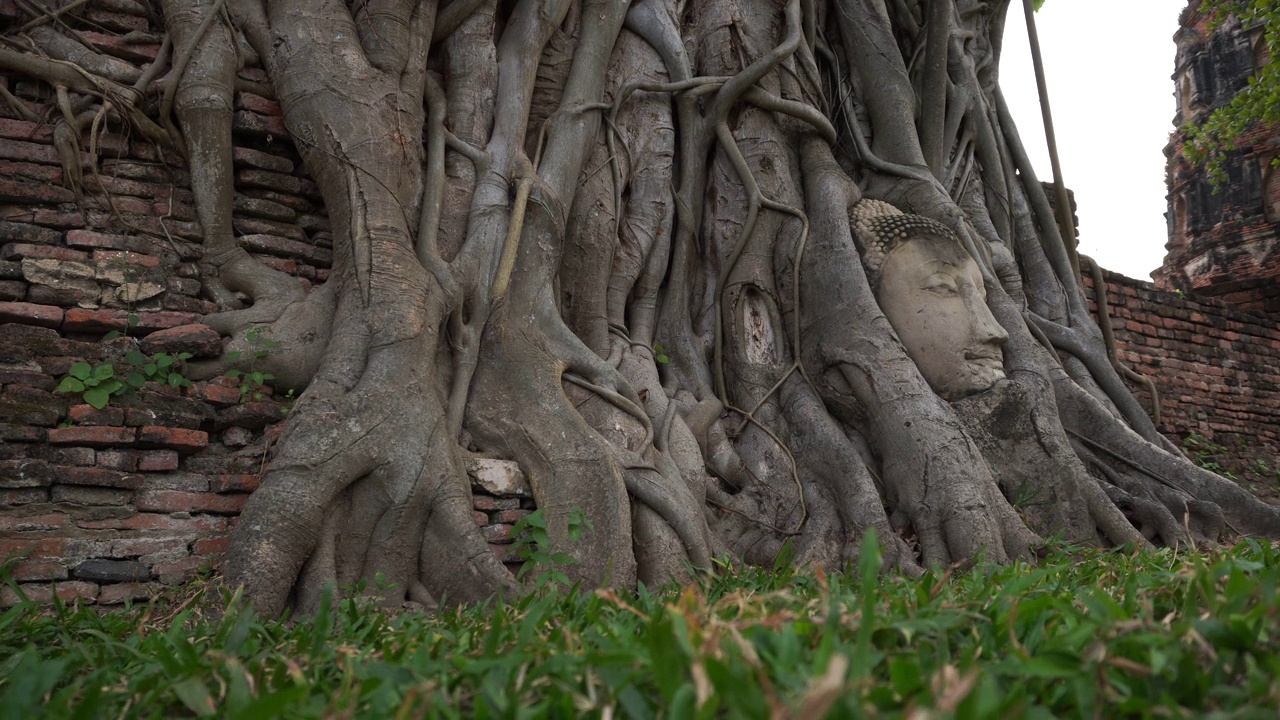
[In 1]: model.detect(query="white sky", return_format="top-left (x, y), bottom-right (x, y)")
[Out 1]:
top-left (1000, 1), bottom-right (1184, 280)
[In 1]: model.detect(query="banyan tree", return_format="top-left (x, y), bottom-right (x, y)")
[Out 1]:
top-left (4, 0), bottom-right (1278, 616)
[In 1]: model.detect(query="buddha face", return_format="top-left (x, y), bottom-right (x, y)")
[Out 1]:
top-left (874, 235), bottom-right (1008, 400)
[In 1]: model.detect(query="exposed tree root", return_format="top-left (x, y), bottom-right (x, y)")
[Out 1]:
top-left (11, 0), bottom-right (1277, 616)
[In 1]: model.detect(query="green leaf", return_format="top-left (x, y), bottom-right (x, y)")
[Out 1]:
top-left (126, 371), bottom-right (147, 389)
top-left (126, 313), bottom-right (139, 328)
top-left (83, 388), bottom-right (111, 410)
top-left (226, 351), bottom-right (242, 362)
top-left (124, 350), bottom-right (146, 366)
top-left (171, 678), bottom-right (216, 717)
top-left (91, 364), bottom-right (115, 381)
top-left (69, 362), bottom-right (92, 381)
top-left (225, 369), bottom-right (242, 379)
top-left (56, 377), bottom-right (85, 393)
top-left (102, 331), bottom-right (122, 341)
top-left (156, 354), bottom-right (174, 369)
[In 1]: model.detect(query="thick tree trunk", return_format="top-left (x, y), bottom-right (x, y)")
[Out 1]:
top-left (12, 0), bottom-right (1278, 614)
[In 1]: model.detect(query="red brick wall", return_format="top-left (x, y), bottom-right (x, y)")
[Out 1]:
top-left (1084, 269), bottom-right (1280, 461)
top-left (0, 1), bottom-right (535, 605)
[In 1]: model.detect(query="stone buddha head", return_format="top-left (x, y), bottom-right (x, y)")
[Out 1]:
top-left (851, 200), bottom-right (1008, 400)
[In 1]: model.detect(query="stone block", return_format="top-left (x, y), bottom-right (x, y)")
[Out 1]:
top-left (466, 458), bottom-right (531, 497)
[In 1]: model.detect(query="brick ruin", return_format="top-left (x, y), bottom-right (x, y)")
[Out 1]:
top-left (0, 1), bottom-right (1277, 604)
top-left (1156, 0), bottom-right (1280, 313)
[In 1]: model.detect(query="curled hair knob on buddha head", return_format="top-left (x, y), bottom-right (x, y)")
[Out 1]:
top-left (848, 199), bottom-right (1010, 401)
top-left (850, 199), bottom-right (961, 289)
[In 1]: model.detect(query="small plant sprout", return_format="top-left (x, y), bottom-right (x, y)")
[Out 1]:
top-left (225, 325), bottom-right (278, 402)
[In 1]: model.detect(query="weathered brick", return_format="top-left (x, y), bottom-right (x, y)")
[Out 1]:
top-left (480, 523), bottom-right (514, 543)
top-left (0, 205), bottom-right (85, 229)
top-left (134, 489), bottom-right (246, 514)
top-left (235, 92), bottom-right (282, 116)
top-left (59, 466), bottom-right (144, 489)
top-left (0, 301), bottom-right (63, 327)
top-left (0, 386), bottom-right (63, 426)
top-left (0, 139), bottom-right (62, 165)
top-left (233, 194), bottom-right (297, 222)
top-left (65, 229), bottom-right (132, 251)
top-left (0, 117), bottom-right (53, 142)
top-left (74, 559), bottom-right (150, 582)
top-left (140, 472), bottom-right (208, 492)
top-left (0, 178), bottom-right (76, 204)
top-left (472, 495), bottom-right (521, 511)
top-left (75, 513), bottom-right (228, 532)
top-left (0, 423), bottom-right (45, 442)
top-left (136, 426), bottom-right (208, 453)
top-left (137, 450), bottom-right (179, 472)
top-left (236, 167), bottom-right (312, 196)
top-left (51, 485), bottom-right (133, 506)
top-left (62, 309), bottom-right (202, 334)
top-left (0, 581), bottom-right (98, 607)
top-left (94, 449), bottom-right (138, 471)
top-left (495, 509), bottom-right (532, 524)
top-left (0, 536), bottom-right (65, 559)
top-left (232, 110), bottom-right (288, 139)
top-left (68, 404), bottom-right (126, 426)
top-left (112, 536), bottom-right (190, 558)
top-left (91, 249), bottom-right (163, 269)
top-left (152, 555), bottom-right (209, 584)
top-left (96, 581), bottom-right (155, 605)
top-left (215, 402), bottom-right (285, 431)
top-left (231, 146), bottom-right (294, 173)
top-left (0, 511), bottom-right (67, 531)
top-left (194, 536), bottom-right (230, 555)
top-left (139, 323), bottom-right (222, 359)
top-left (1, 243), bottom-right (87, 263)
top-left (0, 279), bottom-right (25, 299)
top-left (28, 446), bottom-right (95, 466)
top-left (10, 559), bottom-right (68, 581)
top-left (0, 220), bottom-right (61, 245)
top-left (48, 426), bottom-right (135, 447)
top-left (0, 488), bottom-right (48, 505)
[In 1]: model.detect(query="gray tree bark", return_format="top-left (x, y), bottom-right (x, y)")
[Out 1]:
top-left (9, 0), bottom-right (1278, 616)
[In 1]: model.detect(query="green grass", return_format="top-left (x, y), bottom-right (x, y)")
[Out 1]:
top-left (2, 538), bottom-right (1279, 718)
